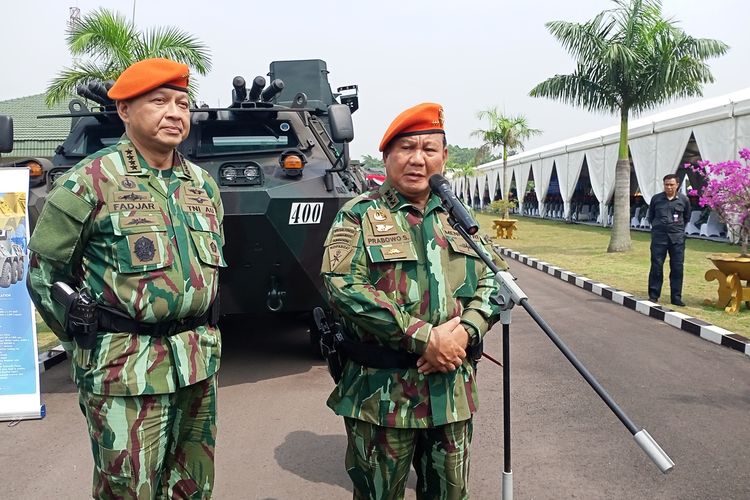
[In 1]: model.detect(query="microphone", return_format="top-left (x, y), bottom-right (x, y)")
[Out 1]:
top-left (429, 174), bottom-right (479, 235)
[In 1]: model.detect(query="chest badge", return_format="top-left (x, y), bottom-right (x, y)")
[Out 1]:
top-left (366, 207), bottom-right (399, 236)
top-left (126, 217), bottom-right (154, 226)
top-left (133, 236), bottom-right (157, 262)
top-left (121, 177), bottom-right (137, 190)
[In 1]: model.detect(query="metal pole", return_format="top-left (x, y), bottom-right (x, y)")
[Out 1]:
top-left (502, 321), bottom-right (512, 500)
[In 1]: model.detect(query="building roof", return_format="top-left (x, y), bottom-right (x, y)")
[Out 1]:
top-left (0, 93), bottom-right (72, 142)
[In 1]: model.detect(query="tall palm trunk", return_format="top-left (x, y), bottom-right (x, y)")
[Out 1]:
top-left (502, 145), bottom-right (510, 219)
top-left (607, 108), bottom-right (632, 252)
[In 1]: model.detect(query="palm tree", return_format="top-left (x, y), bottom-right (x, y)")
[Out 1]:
top-left (471, 108), bottom-right (540, 218)
top-left (45, 8), bottom-right (212, 107)
top-left (529, 0), bottom-right (728, 252)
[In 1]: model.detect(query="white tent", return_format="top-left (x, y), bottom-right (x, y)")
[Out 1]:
top-left (470, 88), bottom-right (750, 218)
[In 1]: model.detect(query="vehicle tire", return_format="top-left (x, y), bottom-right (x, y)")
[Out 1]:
top-left (10, 261), bottom-right (18, 284)
top-left (0, 261), bottom-right (11, 288)
top-left (15, 260), bottom-right (24, 282)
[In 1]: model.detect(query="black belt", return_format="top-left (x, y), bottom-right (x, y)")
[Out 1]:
top-left (97, 306), bottom-right (211, 337)
top-left (339, 340), bottom-right (484, 370)
top-left (339, 340), bottom-right (420, 369)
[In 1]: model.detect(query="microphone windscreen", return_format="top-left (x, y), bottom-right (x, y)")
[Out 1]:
top-left (428, 174), bottom-right (448, 192)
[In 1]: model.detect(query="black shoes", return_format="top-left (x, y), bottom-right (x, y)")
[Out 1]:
top-left (649, 296), bottom-right (659, 302)
top-left (671, 299), bottom-right (686, 307)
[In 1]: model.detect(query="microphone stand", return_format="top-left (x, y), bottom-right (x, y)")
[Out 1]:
top-left (447, 216), bottom-right (674, 500)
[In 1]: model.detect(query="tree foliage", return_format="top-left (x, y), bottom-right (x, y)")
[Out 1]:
top-left (360, 154), bottom-right (384, 171)
top-left (362, 145), bottom-right (491, 176)
top-left (529, 0), bottom-right (728, 252)
top-left (471, 108), bottom-right (541, 218)
top-left (45, 8), bottom-right (212, 107)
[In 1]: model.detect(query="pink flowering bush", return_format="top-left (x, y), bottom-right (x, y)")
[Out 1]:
top-left (688, 148), bottom-right (750, 255)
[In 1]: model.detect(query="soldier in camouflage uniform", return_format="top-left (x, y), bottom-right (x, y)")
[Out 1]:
top-left (321, 103), bottom-right (505, 499)
top-left (27, 59), bottom-right (225, 499)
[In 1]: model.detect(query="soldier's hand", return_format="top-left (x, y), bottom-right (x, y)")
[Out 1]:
top-left (417, 322), bottom-right (470, 374)
top-left (417, 317), bottom-right (465, 374)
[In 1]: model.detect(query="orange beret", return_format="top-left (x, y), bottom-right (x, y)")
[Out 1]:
top-left (108, 58), bottom-right (190, 100)
top-left (378, 102), bottom-right (445, 152)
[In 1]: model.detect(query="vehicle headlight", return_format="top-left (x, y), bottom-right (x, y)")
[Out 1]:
top-left (219, 162), bottom-right (263, 186)
top-left (221, 166), bottom-right (237, 181)
top-left (244, 165), bottom-right (260, 180)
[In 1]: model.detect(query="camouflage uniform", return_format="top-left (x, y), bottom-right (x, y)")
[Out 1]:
top-left (27, 136), bottom-right (226, 499)
top-left (321, 181), bottom-right (504, 499)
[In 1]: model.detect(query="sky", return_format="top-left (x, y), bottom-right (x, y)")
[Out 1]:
top-left (1, 0), bottom-right (748, 159)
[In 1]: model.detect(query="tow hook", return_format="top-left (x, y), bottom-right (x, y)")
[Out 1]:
top-left (266, 275), bottom-right (286, 312)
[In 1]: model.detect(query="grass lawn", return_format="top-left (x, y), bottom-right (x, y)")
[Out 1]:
top-left (477, 213), bottom-right (749, 338)
top-left (36, 311), bottom-right (60, 354)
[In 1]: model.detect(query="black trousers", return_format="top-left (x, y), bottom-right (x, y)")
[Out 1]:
top-left (648, 233), bottom-right (685, 301)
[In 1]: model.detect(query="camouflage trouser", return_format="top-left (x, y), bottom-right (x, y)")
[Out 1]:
top-left (344, 417), bottom-right (473, 500)
top-left (79, 375), bottom-right (217, 499)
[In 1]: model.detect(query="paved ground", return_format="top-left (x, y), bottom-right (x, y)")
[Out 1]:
top-left (1, 259), bottom-right (749, 499)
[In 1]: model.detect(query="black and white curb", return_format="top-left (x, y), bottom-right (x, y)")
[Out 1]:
top-left (495, 246), bottom-right (750, 358)
top-left (38, 345), bottom-right (67, 373)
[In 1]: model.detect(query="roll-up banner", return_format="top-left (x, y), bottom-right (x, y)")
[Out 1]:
top-left (0, 167), bottom-right (43, 421)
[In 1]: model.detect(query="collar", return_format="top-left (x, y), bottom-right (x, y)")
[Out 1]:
top-left (377, 179), bottom-right (445, 215)
top-left (116, 135), bottom-right (192, 181)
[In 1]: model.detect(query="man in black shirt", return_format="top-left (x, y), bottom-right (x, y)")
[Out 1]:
top-left (647, 174), bottom-right (691, 306)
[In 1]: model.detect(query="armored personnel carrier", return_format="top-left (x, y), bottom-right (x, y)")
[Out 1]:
top-left (0, 228), bottom-right (24, 288)
top-left (0, 60), bottom-right (363, 338)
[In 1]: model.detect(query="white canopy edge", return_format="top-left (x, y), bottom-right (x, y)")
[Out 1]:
top-left (475, 87), bottom-right (750, 172)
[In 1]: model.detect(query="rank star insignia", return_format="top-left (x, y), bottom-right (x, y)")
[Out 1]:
top-left (124, 148), bottom-right (140, 173)
top-left (384, 190), bottom-right (399, 208)
top-left (375, 224), bottom-right (393, 232)
top-left (373, 209), bottom-right (387, 221)
top-left (133, 236), bottom-right (156, 262)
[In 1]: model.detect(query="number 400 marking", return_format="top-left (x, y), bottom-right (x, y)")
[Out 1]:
top-left (288, 202), bottom-right (324, 225)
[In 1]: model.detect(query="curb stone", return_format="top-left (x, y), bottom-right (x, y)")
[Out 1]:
top-left (494, 246), bottom-right (750, 358)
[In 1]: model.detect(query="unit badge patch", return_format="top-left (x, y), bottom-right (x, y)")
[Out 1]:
top-left (324, 226), bottom-right (360, 273)
top-left (121, 177), bottom-right (138, 190)
top-left (366, 208), bottom-right (398, 236)
top-left (134, 236), bottom-right (156, 262)
top-left (380, 243), bottom-right (414, 261)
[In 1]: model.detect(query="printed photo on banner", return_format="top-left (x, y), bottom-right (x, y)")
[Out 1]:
top-left (0, 167), bottom-right (42, 421)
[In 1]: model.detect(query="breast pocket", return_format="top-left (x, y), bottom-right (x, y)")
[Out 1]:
top-left (366, 243), bottom-right (419, 307)
top-left (110, 212), bottom-right (173, 273)
top-left (445, 242), bottom-right (482, 299)
top-left (186, 215), bottom-right (227, 268)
